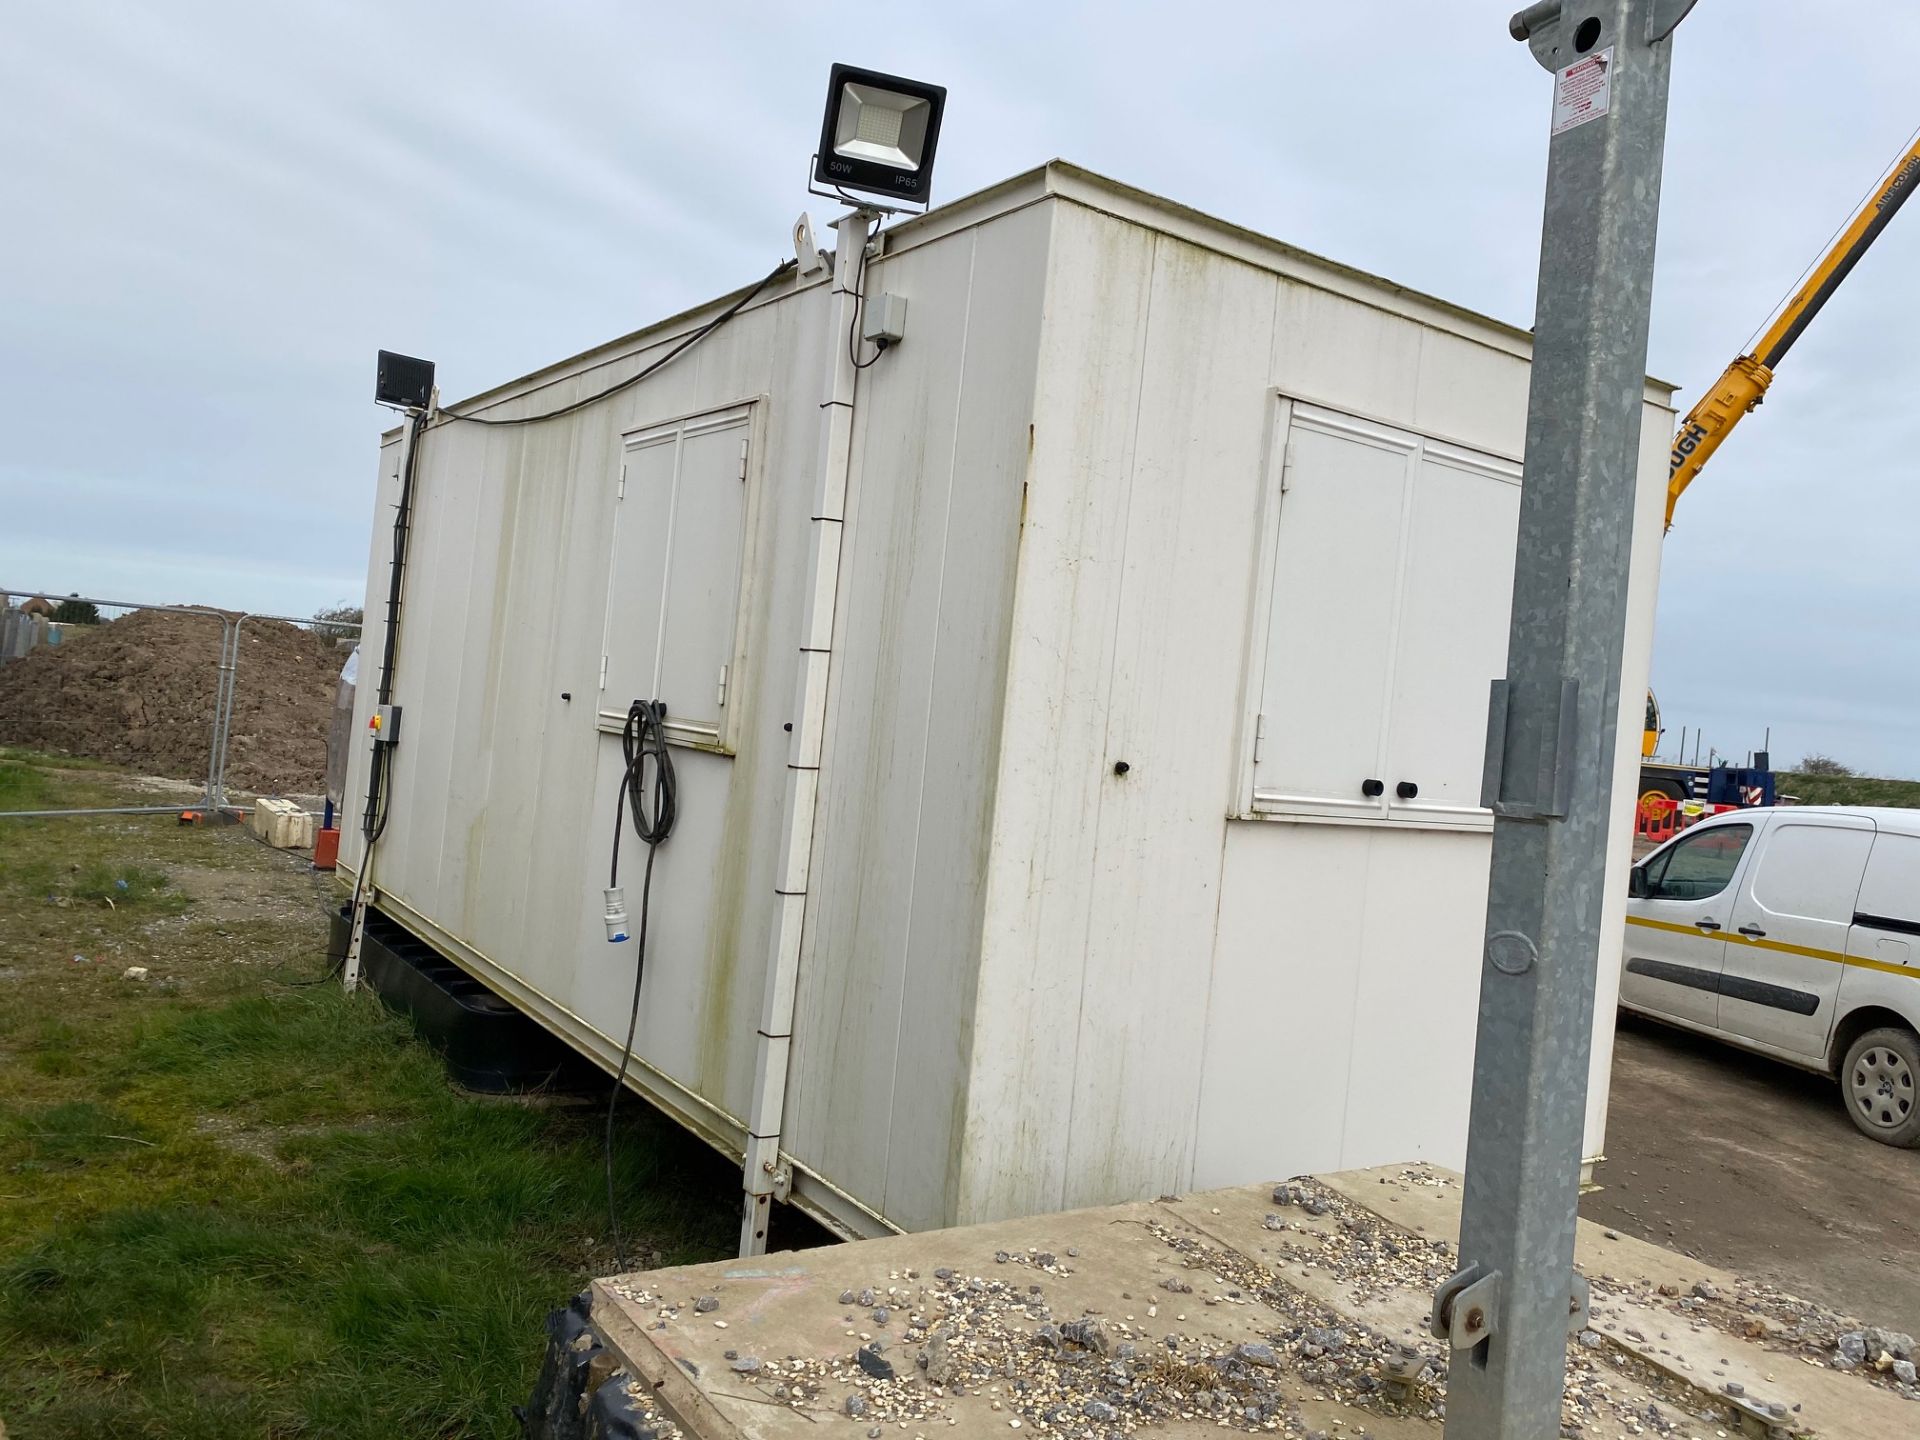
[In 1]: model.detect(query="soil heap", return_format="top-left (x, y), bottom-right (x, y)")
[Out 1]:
top-left (0, 609), bottom-right (348, 794)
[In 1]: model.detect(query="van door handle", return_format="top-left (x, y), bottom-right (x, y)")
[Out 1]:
top-left (1695, 919), bottom-right (1722, 932)
top-left (1738, 924), bottom-right (1766, 938)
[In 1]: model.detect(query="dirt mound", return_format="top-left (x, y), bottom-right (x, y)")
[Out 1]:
top-left (0, 610), bottom-right (348, 794)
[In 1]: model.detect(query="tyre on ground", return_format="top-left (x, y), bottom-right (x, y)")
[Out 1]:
top-left (1840, 1026), bottom-right (1920, 1147)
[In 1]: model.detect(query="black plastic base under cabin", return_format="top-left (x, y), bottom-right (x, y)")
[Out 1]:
top-left (328, 905), bottom-right (595, 1094)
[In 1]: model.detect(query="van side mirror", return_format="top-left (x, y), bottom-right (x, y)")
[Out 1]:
top-left (1628, 866), bottom-right (1648, 900)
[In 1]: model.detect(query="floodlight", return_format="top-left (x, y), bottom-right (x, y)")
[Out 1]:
top-left (812, 64), bottom-right (946, 206)
top-left (375, 350), bottom-right (435, 411)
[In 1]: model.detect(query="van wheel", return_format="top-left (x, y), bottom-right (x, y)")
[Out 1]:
top-left (1840, 1027), bottom-right (1920, 1147)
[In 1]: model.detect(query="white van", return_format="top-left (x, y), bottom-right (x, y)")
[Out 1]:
top-left (1623, 805), bottom-right (1920, 1146)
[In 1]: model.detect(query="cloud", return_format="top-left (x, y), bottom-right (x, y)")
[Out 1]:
top-left (4, 1), bottom-right (1917, 771)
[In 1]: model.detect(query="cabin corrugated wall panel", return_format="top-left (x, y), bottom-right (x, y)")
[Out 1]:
top-left (1054, 233), bottom-right (1280, 1210)
top-left (956, 204), bottom-right (1159, 1224)
top-left (348, 279), bottom-right (835, 1128)
top-left (521, 410), bottom-right (620, 1019)
top-left (1410, 327), bottom-right (1531, 454)
top-left (462, 419), bottom-right (587, 977)
top-left (437, 425), bottom-right (521, 936)
top-left (875, 208), bottom-right (1053, 1228)
top-left (962, 202), bottom-right (1676, 1222)
top-left (1584, 404), bottom-right (1674, 1159)
top-left (375, 421), bottom-right (495, 931)
top-left (344, 439), bottom-right (406, 875)
top-left (399, 424), bottom-right (483, 920)
top-left (786, 204), bottom-right (1050, 1230)
top-left (562, 289), bottom-right (831, 1121)
top-left (1268, 282), bottom-right (1424, 431)
top-left (1195, 822), bottom-right (1376, 1180)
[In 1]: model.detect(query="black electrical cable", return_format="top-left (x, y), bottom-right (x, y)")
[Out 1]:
top-left (356, 258), bottom-right (790, 844)
top-left (361, 407), bottom-right (425, 848)
top-left (610, 699), bottom-right (677, 885)
top-left (441, 260), bottom-right (796, 430)
top-left (847, 233), bottom-right (888, 370)
top-left (278, 868), bottom-right (364, 987)
top-left (604, 698), bottom-right (677, 1271)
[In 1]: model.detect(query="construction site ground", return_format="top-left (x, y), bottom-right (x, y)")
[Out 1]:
top-left (0, 750), bottom-right (737, 1440)
top-left (4, 750), bottom-right (1916, 1438)
top-left (1584, 1012), bottom-right (1920, 1339)
top-left (578, 1166), bottom-right (1915, 1440)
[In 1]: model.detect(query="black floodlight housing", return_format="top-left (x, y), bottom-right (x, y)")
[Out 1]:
top-left (812, 64), bottom-right (946, 206)
top-left (375, 350), bottom-right (435, 411)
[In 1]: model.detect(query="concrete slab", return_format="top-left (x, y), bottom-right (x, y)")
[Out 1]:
top-left (584, 1167), bottom-right (1916, 1440)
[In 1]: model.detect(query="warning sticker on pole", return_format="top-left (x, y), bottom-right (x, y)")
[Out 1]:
top-left (1552, 47), bottom-right (1612, 135)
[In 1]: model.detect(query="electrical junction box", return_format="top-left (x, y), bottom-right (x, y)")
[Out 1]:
top-left (862, 293), bottom-right (908, 346)
top-left (370, 703), bottom-right (402, 746)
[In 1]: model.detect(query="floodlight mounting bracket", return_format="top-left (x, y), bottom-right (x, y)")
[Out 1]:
top-left (806, 156), bottom-right (927, 218)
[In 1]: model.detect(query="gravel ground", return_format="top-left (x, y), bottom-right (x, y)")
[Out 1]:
top-left (1584, 1012), bottom-right (1920, 1338)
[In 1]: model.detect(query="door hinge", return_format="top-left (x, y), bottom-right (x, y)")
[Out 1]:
top-left (599, 655), bottom-right (609, 690)
top-left (716, 663), bottom-right (729, 708)
top-left (1252, 713), bottom-right (1267, 765)
top-left (1279, 441), bottom-right (1296, 494)
top-left (617, 464), bottom-right (626, 500)
top-left (738, 438), bottom-right (749, 482)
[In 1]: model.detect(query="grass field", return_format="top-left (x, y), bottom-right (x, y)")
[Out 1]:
top-left (1775, 769), bottom-right (1920, 809)
top-left (0, 752), bottom-right (738, 1438)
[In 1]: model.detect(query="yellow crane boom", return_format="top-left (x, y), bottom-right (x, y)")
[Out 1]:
top-left (1665, 132), bottom-right (1920, 529)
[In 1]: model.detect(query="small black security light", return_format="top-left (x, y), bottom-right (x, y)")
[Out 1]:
top-left (812, 64), bottom-right (946, 207)
top-left (375, 350), bottom-right (436, 412)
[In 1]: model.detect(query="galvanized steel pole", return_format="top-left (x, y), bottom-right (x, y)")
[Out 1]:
top-left (1436, 3), bottom-right (1693, 1436)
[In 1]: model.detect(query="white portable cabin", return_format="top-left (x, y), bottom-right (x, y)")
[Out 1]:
top-left (341, 161), bottom-right (1672, 1246)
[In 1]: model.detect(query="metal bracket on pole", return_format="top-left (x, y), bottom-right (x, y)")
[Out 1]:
top-left (765, 1160), bottom-right (793, 1203)
top-left (1431, 1265), bottom-right (1502, 1350)
top-left (1432, 1267), bottom-right (1591, 1347)
top-left (1480, 678), bottom-right (1579, 820)
top-left (1511, 0), bottom-right (1697, 52)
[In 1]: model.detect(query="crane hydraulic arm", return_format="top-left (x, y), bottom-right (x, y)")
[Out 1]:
top-left (1665, 133), bottom-right (1920, 528)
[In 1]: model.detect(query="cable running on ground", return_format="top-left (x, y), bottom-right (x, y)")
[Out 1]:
top-left (604, 698), bottom-right (676, 1271)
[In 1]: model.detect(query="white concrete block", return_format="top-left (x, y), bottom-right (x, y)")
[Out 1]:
top-left (250, 797), bottom-right (316, 850)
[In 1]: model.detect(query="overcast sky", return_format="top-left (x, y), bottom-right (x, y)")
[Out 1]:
top-left (3, 2), bottom-right (1916, 775)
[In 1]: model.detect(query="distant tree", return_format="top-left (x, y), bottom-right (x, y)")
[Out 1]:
top-left (1797, 754), bottom-right (1854, 777)
top-left (50, 598), bottom-right (101, 625)
top-left (312, 603), bottom-right (363, 642)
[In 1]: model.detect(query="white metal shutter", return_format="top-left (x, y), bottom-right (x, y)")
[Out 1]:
top-left (599, 405), bottom-right (751, 746)
top-left (600, 432), bottom-right (677, 712)
top-left (1251, 408), bottom-right (1414, 819)
top-left (1381, 442), bottom-right (1521, 821)
top-left (655, 413), bottom-right (749, 741)
top-left (1249, 400), bottom-right (1519, 828)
